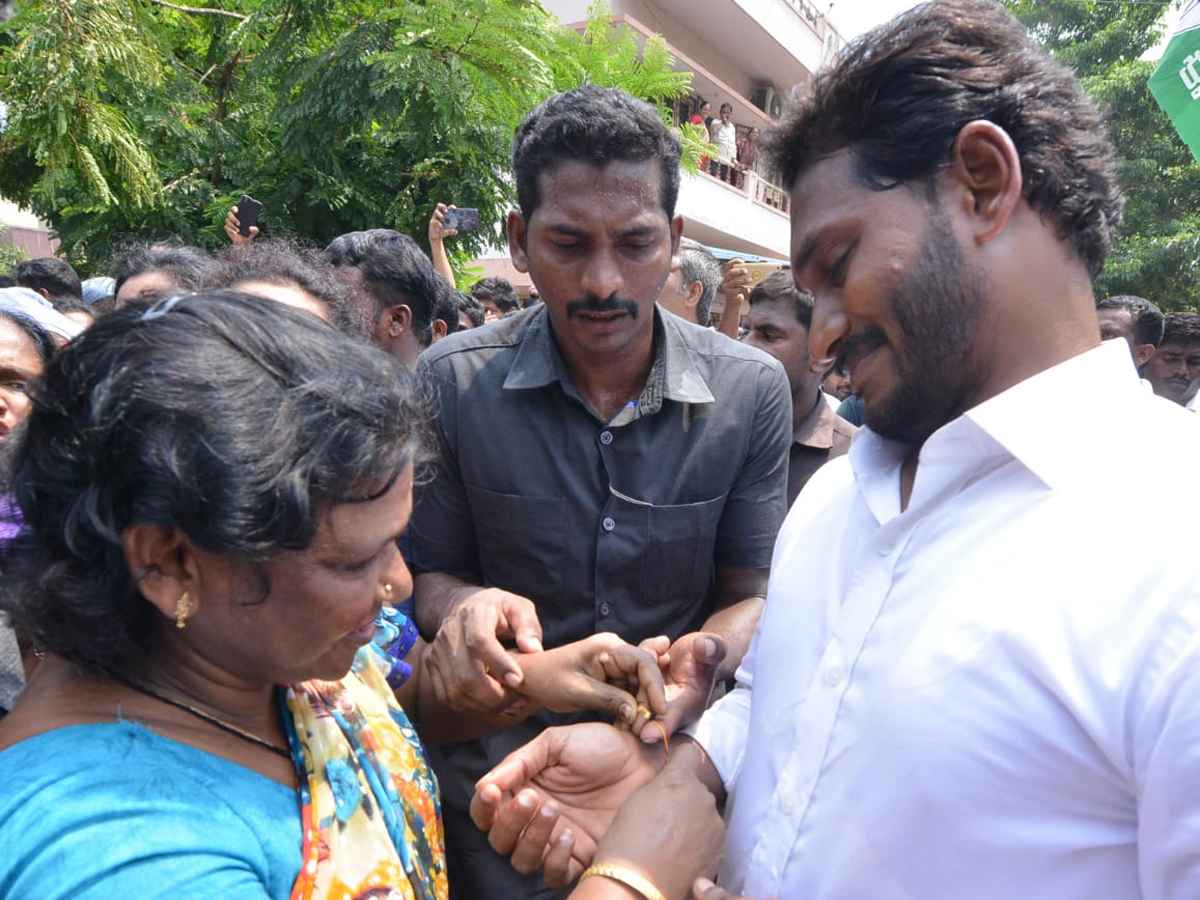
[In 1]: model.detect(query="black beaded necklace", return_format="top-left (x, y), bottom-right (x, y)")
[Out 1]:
top-left (107, 669), bottom-right (291, 760)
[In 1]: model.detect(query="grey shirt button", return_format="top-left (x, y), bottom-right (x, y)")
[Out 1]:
top-left (599, 430), bottom-right (614, 445)
top-left (599, 602), bottom-right (612, 617)
top-left (602, 516), bottom-right (616, 532)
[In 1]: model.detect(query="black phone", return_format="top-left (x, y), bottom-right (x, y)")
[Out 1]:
top-left (236, 195), bottom-right (263, 236)
top-left (443, 207), bottom-right (479, 232)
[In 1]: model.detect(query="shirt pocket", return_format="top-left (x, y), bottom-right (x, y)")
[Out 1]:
top-left (639, 494), bottom-right (726, 627)
top-left (465, 486), bottom-right (569, 606)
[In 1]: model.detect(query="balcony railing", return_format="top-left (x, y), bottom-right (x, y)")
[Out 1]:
top-left (700, 160), bottom-right (790, 215)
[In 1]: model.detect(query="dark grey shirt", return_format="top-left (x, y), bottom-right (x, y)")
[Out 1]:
top-left (411, 304), bottom-right (790, 648)
top-left (412, 305), bottom-right (790, 899)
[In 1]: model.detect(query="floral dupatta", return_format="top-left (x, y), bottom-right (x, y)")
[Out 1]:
top-left (281, 608), bottom-right (447, 900)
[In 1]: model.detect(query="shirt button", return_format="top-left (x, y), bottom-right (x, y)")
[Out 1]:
top-left (602, 516), bottom-right (616, 532)
top-left (599, 430), bottom-right (614, 445)
top-left (599, 602), bottom-right (612, 617)
top-left (825, 665), bottom-right (844, 687)
top-left (879, 544), bottom-right (893, 556)
top-left (780, 795), bottom-right (797, 816)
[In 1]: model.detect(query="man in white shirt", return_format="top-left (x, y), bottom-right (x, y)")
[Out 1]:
top-left (471, 3), bottom-right (1200, 899)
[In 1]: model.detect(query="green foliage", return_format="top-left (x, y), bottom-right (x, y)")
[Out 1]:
top-left (0, 0), bottom-right (694, 276)
top-left (0, 224), bottom-right (25, 274)
top-left (1005, 0), bottom-right (1200, 311)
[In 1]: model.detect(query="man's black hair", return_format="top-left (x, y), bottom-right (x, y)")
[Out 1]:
top-left (512, 85), bottom-right (682, 222)
top-left (324, 229), bottom-right (439, 347)
top-left (1096, 295), bottom-right (1164, 348)
top-left (469, 277), bottom-right (520, 314)
top-left (15, 257), bottom-right (82, 302)
top-left (765, 0), bottom-right (1122, 280)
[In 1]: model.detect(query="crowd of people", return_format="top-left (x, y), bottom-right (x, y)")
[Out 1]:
top-left (1, 1), bottom-right (1200, 899)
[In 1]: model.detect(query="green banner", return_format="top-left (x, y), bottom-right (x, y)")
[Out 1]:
top-left (1150, 0), bottom-right (1200, 162)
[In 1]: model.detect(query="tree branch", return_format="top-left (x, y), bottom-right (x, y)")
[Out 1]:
top-left (147, 0), bottom-right (247, 20)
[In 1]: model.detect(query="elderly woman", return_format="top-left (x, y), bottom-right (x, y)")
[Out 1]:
top-left (0, 292), bottom-right (722, 899)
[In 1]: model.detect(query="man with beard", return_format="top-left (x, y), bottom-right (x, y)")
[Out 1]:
top-left (410, 86), bottom-right (790, 899)
top-left (470, 3), bottom-right (1200, 899)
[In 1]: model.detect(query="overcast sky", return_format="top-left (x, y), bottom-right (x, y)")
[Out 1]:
top-left (825, 0), bottom-right (923, 40)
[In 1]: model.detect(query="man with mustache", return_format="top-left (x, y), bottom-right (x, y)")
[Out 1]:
top-left (410, 86), bottom-right (791, 899)
top-left (1143, 311), bottom-right (1200, 406)
top-left (472, 3), bottom-right (1200, 899)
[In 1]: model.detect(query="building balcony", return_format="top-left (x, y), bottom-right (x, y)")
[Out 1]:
top-left (678, 162), bottom-right (790, 259)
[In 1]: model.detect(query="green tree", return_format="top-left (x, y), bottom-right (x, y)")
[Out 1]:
top-left (0, 0), bottom-right (694, 274)
top-left (1005, 0), bottom-right (1200, 311)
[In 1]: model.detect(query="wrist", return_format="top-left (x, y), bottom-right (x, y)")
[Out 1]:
top-left (581, 861), bottom-right (667, 900)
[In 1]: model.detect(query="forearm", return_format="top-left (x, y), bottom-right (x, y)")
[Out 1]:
top-left (413, 571), bottom-right (479, 638)
top-left (430, 238), bottom-right (456, 288)
top-left (715, 296), bottom-right (742, 338)
top-left (699, 595), bottom-right (764, 681)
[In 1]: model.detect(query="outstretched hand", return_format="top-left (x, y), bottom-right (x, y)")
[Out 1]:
top-left (471, 723), bottom-right (660, 887)
top-left (429, 202), bottom-right (458, 243)
top-left (224, 206), bottom-right (258, 244)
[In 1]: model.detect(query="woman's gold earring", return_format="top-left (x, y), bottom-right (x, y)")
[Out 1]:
top-left (174, 590), bottom-right (194, 629)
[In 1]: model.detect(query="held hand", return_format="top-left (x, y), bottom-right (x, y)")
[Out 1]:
top-left (637, 632), bottom-right (726, 745)
top-left (517, 633), bottom-right (668, 725)
top-left (429, 202), bottom-right (458, 243)
top-left (588, 763), bottom-right (725, 900)
top-left (224, 206), bottom-right (258, 244)
top-left (470, 723), bottom-right (661, 887)
top-left (718, 259), bottom-right (753, 305)
top-left (424, 588), bottom-right (543, 715)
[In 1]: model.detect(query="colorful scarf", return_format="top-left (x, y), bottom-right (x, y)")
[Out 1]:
top-left (282, 607), bottom-right (447, 900)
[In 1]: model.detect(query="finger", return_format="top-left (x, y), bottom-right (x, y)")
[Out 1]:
top-left (248, 226), bottom-right (259, 239)
top-left (486, 789), bottom-right (544, 857)
top-left (476, 731), bottom-right (556, 796)
top-left (469, 781), bottom-right (503, 831)
top-left (692, 877), bottom-right (734, 900)
top-left (500, 596), bottom-right (544, 655)
top-left (638, 635), bottom-right (671, 661)
top-left (541, 828), bottom-right (577, 890)
top-left (510, 799), bottom-right (562, 875)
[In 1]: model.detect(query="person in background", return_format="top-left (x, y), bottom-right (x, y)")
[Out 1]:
top-left (111, 242), bottom-right (211, 308)
top-left (657, 238), bottom-right (721, 327)
top-left (741, 270), bottom-right (856, 505)
top-left (469, 276), bottom-right (520, 323)
top-left (709, 104), bottom-right (737, 183)
top-left (735, 126), bottom-right (760, 188)
top-left (0, 309), bottom-right (57, 718)
top-left (429, 204), bottom-right (460, 289)
top-left (325, 229), bottom-right (440, 371)
top-left (202, 238), bottom-right (365, 338)
top-left (14, 258), bottom-right (83, 306)
top-left (1142, 311), bottom-right (1200, 405)
top-left (1095, 294), bottom-right (1163, 372)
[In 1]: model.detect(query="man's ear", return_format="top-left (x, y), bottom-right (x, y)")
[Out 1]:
top-left (508, 211), bottom-right (530, 273)
top-left (383, 304), bottom-right (413, 339)
top-left (121, 523), bottom-right (199, 624)
top-left (683, 279), bottom-right (705, 311)
top-left (670, 215), bottom-right (684, 256)
top-left (949, 120), bottom-right (1023, 246)
top-left (1134, 343), bottom-right (1157, 370)
top-left (430, 318), bottom-right (449, 343)
top-left (35, 288), bottom-right (52, 302)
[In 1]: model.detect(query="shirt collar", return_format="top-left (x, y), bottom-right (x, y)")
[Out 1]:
top-left (502, 305), bottom-right (715, 409)
top-left (848, 341), bottom-right (1143, 519)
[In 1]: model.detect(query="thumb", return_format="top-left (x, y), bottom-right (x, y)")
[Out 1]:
top-left (691, 634), bottom-right (727, 670)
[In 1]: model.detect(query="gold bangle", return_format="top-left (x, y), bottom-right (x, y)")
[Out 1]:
top-left (581, 863), bottom-right (667, 900)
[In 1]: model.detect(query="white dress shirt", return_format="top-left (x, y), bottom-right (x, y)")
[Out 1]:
top-left (690, 340), bottom-right (1200, 899)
